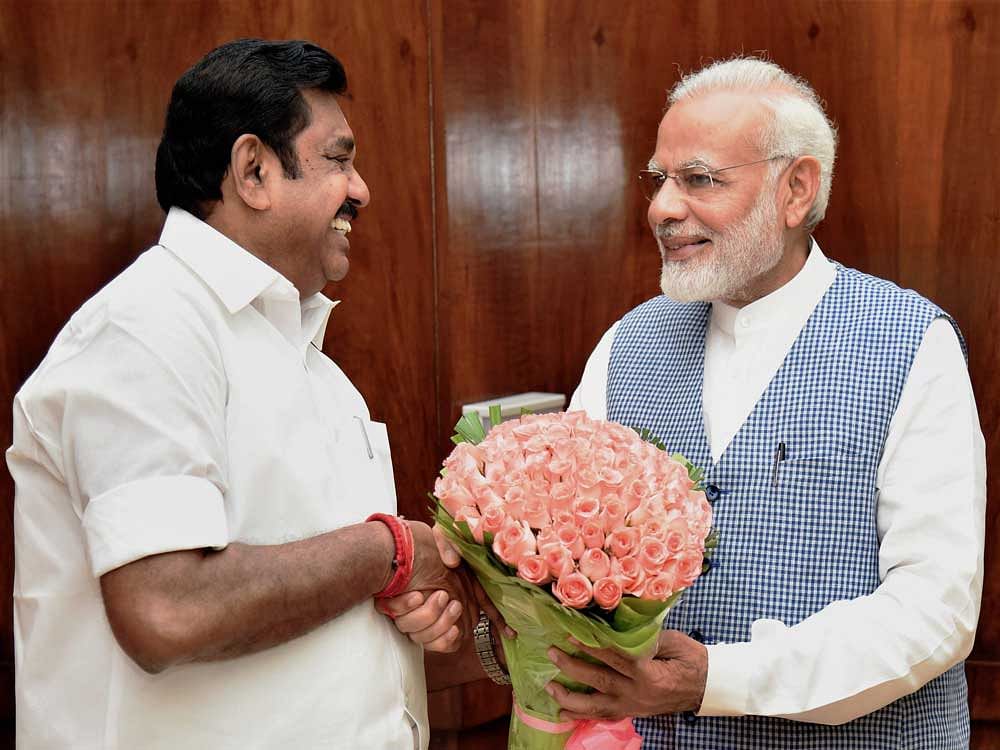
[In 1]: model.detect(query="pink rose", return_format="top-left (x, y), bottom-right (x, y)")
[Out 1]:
top-left (536, 526), bottom-right (559, 550)
top-left (553, 572), bottom-right (593, 609)
top-left (598, 466), bottom-right (624, 487)
top-left (523, 496), bottom-right (552, 529)
top-left (556, 524), bottom-right (585, 559)
top-left (576, 468), bottom-right (601, 499)
top-left (473, 483), bottom-right (504, 514)
top-left (553, 509), bottom-right (576, 528)
top-left (517, 555), bottom-right (553, 585)
top-left (505, 491), bottom-right (526, 522)
top-left (599, 496), bottom-right (626, 533)
top-left (549, 480), bottom-right (576, 512)
top-left (638, 537), bottom-right (669, 573)
top-left (643, 574), bottom-right (674, 601)
top-left (492, 518), bottom-right (537, 566)
top-left (573, 497), bottom-right (601, 525)
top-left (579, 548), bottom-right (612, 582)
top-left (606, 527), bottom-right (640, 558)
top-left (664, 518), bottom-right (689, 554)
top-left (541, 544), bottom-right (575, 579)
top-left (548, 456), bottom-right (574, 479)
top-left (580, 520), bottom-right (605, 549)
top-left (641, 519), bottom-right (668, 541)
top-left (434, 474), bottom-right (474, 517)
top-left (612, 555), bottom-right (647, 595)
top-left (593, 577), bottom-right (623, 610)
top-left (676, 550), bottom-right (704, 588)
top-left (481, 504), bottom-right (506, 535)
top-left (455, 506), bottom-right (484, 543)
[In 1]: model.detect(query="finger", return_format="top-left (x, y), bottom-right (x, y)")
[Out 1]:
top-left (433, 523), bottom-right (462, 568)
top-left (376, 591), bottom-right (425, 619)
top-left (547, 647), bottom-right (624, 696)
top-left (421, 624), bottom-right (462, 654)
top-left (545, 680), bottom-right (623, 720)
top-left (404, 599), bottom-right (464, 645)
top-left (566, 636), bottom-right (640, 678)
top-left (393, 591), bottom-right (458, 638)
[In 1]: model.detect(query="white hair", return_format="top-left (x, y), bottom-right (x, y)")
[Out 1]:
top-left (668, 57), bottom-right (838, 229)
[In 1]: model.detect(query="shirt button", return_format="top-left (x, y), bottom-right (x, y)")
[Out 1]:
top-left (689, 629), bottom-right (705, 643)
top-left (705, 484), bottom-right (721, 502)
top-left (739, 316), bottom-right (751, 329)
top-left (682, 711), bottom-right (699, 724)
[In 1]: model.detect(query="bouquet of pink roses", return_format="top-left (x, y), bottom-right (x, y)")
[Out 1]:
top-left (433, 408), bottom-right (715, 750)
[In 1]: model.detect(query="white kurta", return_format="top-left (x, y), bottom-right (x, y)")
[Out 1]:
top-left (8, 207), bottom-right (427, 749)
top-left (570, 242), bottom-right (986, 724)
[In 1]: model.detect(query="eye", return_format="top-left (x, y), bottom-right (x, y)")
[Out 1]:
top-left (682, 169), bottom-right (715, 189)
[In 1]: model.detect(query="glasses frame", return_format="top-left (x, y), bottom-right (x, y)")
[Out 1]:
top-left (638, 155), bottom-right (792, 201)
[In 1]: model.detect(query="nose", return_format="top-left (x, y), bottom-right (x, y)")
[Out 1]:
top-left (647, 176), bottom-right (688, 227)
top-left (349, 169), bottom-right (371, 208)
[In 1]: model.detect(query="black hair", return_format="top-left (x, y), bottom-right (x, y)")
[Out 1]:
top-left (154, 39), bottom-right (347, 218)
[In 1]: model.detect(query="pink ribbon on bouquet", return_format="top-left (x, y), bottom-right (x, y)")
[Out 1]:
top-left (515, 703), bottom-right (643, 750)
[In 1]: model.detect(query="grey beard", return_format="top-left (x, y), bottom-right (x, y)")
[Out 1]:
top-left (656, 193), bottom-right (784, 303)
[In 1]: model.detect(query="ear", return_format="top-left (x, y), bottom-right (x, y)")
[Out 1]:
top-left (781, 155), bottom-right (821, 230)
top-left (229, 134), bottom-right (273, 211)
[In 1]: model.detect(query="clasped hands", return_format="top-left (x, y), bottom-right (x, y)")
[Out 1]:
top-left (380, 522), bottom-right (708, 720)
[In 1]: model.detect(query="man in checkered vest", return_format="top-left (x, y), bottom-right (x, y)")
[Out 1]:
top-left (548, 57), bottom-right (986, 749)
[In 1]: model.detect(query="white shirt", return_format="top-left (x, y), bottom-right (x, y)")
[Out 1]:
top-left (570, 243), bottom-right (986, 724)
top-left (8, 208), bottom-right (428, 749)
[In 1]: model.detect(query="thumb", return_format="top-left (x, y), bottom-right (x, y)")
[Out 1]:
top-left (656, 629), bottom-right (694, 659)
top-left (433, 523), bottom-right (462, 568)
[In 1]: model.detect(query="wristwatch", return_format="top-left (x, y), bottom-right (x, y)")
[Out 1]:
top-left (473, 612), bottom-right (512, 685)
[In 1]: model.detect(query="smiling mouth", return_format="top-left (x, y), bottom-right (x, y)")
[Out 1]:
top-left (331, 217), bottom-right (352, 235)
top-left (661, 236), bottom-right (710, 250)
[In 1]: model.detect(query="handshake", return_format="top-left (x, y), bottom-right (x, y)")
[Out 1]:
top-left (371, 517), bottom-right (511, 653)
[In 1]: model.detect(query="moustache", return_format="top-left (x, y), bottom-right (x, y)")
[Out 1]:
top-left (655, 223), bottom-right (711, 241)
top-left (336, 201), bottom-right (359, 221)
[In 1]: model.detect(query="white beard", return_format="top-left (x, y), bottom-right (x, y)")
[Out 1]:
top-left (656, 190), bottom-right (785, 304)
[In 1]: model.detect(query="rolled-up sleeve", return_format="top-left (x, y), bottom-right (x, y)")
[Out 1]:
top-left (83, 475), bottom-right (227, 576)
top-left (21, 307), bottom-right (231, 577)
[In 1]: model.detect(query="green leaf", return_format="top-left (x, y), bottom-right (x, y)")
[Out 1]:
top-left (452, 412), bottom-right (487, 445)
top-left (489, 404), bottom-right (503, 428)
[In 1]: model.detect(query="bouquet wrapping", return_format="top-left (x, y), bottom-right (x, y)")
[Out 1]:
top-left (433, 409), bottom-right (716, 750)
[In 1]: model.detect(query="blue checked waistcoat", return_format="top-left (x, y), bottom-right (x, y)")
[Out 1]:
top-left (607, 265), bottom-right (969, 749)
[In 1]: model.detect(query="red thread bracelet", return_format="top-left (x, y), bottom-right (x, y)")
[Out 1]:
top-left (367, 513), bottom-right (414, 598)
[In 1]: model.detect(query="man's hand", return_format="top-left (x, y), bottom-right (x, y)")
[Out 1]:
top-left (545, 630), bottom-right (707, 720)
top-left (379, 523), bottom-right (512, 652)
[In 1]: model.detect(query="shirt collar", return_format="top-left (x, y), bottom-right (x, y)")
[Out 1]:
top-left (712, 238), bottom-right (835, 337)
top-left (158, 207), bottom-right (290, 314)
top-left (159, 207), bottom-right (339, 350)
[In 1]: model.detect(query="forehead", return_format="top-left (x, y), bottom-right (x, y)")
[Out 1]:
top-left (653, 90), bottom-right (768, 167)
top-left (298, 89), bottom-right (355, 150)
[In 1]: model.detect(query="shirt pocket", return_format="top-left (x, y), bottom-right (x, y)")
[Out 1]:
top-left (329, 417), bottom-right (398, 520)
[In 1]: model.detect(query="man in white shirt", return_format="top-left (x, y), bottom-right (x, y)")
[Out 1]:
top-left (7, 39), bottom-right (470, 749)
top-left (392, 57), bottom-right (986, 748)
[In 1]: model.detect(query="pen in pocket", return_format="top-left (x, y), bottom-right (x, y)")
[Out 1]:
top-left (771, 441), bottom-right (786, 487)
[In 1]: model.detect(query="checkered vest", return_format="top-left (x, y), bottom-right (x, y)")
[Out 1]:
top-left (608, 265), bottom-right (969, 749)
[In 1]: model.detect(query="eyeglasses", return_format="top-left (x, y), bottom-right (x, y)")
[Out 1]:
top-left (638, 156), bottom-right (790, 201)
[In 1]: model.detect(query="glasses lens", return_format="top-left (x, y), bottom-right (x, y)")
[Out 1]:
top-left (638, 171), bottom-right (665, 201)
top-left (679, 166), bottom-right (714, 193)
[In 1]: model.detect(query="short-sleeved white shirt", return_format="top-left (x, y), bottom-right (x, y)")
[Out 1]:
top-left (8, 208), bottom-right (427, 749)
